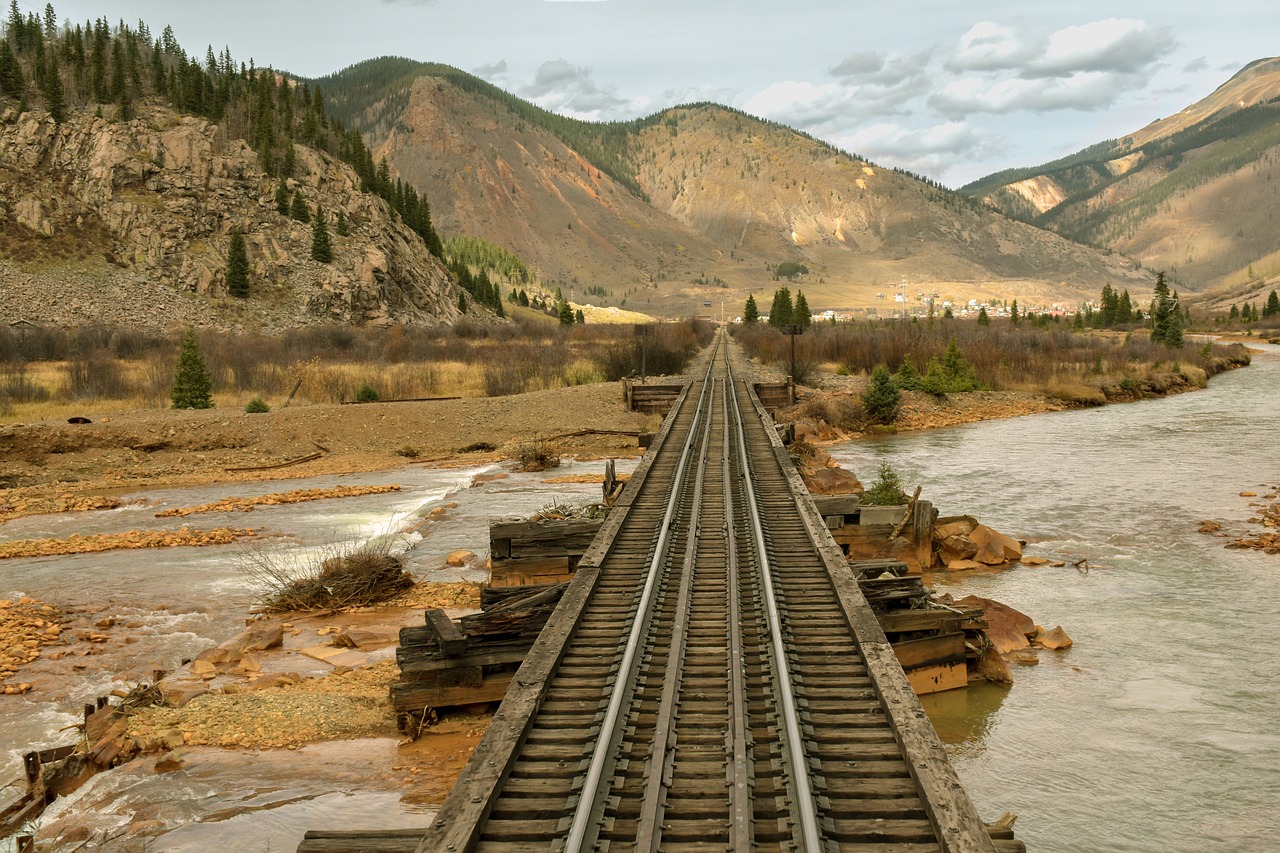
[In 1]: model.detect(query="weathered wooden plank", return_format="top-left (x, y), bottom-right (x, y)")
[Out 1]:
top-left (298, 829), bottom-right (426, 852)
top-left (892, 633), bottom-right (966, 670)
top-left (904, 661), bottom-right (969, 695)
top-left (424, 609), bottom-right (468, 657)
top-left (398, 647), bottom-right (528, 676)
top-left (877, 611), bottom-right (963, 635)
top-left (812, 494), bottom-right (861, 516)
top-left (391, 671), bottom-right (515, 714)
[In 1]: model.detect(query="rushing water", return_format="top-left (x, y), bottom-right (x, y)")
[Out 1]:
top-left (0, 456), bottom-right (633, 850)
top-left (828, 344), bottom-right (1280, 853)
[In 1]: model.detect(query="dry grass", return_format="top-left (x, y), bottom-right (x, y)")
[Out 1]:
top-left (0, 320), bottom-right (713, 418)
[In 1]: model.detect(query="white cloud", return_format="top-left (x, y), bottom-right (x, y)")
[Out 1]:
top-left (930, 71), bottom-right (1141, 117)
top-left (946, 22), bottom-right (1038, 72)
top-left (1027, 18), bottom-right (1173, 77)
top-left (841, 120), bottom-right (1004, 179)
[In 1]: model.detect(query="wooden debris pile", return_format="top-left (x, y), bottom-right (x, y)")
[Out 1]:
top-left (391, 582), bottom-right (568, 734)
top-left (853, 559), bottom-right (983, 695)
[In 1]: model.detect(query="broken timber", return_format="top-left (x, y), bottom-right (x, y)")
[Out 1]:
top-left (487, 516), bottom-right (602, 586)
top-left (391, 582), bottom-right (568, 730)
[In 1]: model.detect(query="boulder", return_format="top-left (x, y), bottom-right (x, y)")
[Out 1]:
top-left (970, 525), bottom-right (1023, 565)
top-left (957, 596), bottom-right (1035, 655)
top-left (938, 534), bottom-right (978, 564)
top-left (158, 681), bottom-right (208, 708)
top-left (218, 620), bottom-right (284, 655)
top-left (933, 516), bottom-right (978, 540)
top-left (1035, 626), bottom-right (1073, 650)
top-left (970, 644), bottom-right (1013, 683)
top-left (333, 625), bottom-right (400, 650)
top-left (446, 549), bottom-right (476, 567)
top-left (944, 559), bottom-right (985, 572)
top-left (802, 467), bottom-right (863, 495)
top-left (1020, 555), bottom-right (1050, 566)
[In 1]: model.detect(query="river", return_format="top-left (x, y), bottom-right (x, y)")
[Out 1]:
top-left (5, 349), bottom-right (1280, 851)
top-left (828, 344), bottom-right (1280, 852)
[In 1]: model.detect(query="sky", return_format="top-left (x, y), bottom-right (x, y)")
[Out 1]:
top-left (37, 0), bottom-right (1280, 187)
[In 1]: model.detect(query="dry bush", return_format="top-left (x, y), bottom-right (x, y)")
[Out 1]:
top-left (794, 393), bottom-right (865, 432)
top-left (514, 438), bottom-right (561, 472)
top-left (241, 539), bottom-right (413, 613)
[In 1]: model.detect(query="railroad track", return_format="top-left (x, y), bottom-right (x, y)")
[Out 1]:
top-left (303, 331), bottom-right (1015, 852)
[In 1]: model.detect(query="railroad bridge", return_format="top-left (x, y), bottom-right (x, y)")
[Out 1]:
top-left (301, 331), bottom-right (1021, 853)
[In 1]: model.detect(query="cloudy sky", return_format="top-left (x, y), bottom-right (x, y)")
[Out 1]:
top-left (45, 0), bottom-right (1280, 187)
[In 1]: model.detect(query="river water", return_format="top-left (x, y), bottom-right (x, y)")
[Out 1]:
top-left (0, 457), bottom-right (632, 850)
top-left (828, 344), bottom-right (1280, 852)
top-left (5, 350), bottom-right (1279, 851)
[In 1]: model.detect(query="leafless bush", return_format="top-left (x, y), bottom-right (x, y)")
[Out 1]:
top-left (514, 437), bottom-right (561, 472)
top-left (240, 538), bottom-right (413, 613)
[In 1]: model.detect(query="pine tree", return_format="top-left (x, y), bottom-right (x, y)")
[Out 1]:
top-left (171, 329), bottom-right (214, 409)
top-left (1150, 271), bottom-right (1181, 345)
top-left (289, 189), bottom-right (309, 223)
top-left (1265, 290), bottom-right (1280, 319)
top-left (457, 291), bottom-right (467, 314)
top-left (310, 205), bottom-right (332, 262)
top-left (575, 308), bottom-right (585, 325)
top-left (1009, 299), bottom-right (1020, 326)
top-left (792, 290), bottom-right (811, 329)
top-left (226, 227), bottom-right (249, 297)
top-left (274, 178), bottom-right (289, 215)
top-left (768, 287), bottom-right (793, 329)
top-left (0, 39), bottom-right (24, 97)
top-left (862, 365), bottom-right (901, 425)
top-left (558, 299), bottom-right (575, 325)
top-left (743, 294), bottom-right (758, 323)
top-left (335, 209), bottom-right (349, 237)
top-left (977, 305), bottom-right (989, 326)
top-left (40, 51), bottom-right (63, 121)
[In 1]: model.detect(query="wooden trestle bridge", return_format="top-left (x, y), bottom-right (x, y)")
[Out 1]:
top-left (300, 330), bottom-right (1021, 853)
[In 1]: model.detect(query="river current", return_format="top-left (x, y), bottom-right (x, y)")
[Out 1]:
top-left (828, 343), bottom-right (1280, 852)
top-left (3, 348), bottom-right (1279, 851)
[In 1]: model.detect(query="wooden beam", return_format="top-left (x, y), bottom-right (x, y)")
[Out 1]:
top-left (425, 610), bottom-right (468, 657)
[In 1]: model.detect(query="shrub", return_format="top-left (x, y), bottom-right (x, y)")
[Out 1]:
top-left (242, 540), bottom-right (413, 612)
top-left (244, 397), bottom-right (270, 413)
top-left (861, 461), bottom-right (907, 506)
top-left (514, 438), bottom-right (560, 472)
top-left (355, 383), bottom-right (379, 403)
top-left (862, 365), bottom-right (901, 425)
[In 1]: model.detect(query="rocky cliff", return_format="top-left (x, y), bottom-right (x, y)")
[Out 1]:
top-left (0, 104), bottom-right (461, 331)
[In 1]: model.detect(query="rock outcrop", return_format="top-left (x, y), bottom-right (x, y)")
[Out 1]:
top-left (0, 105), bottom-right (462, 331)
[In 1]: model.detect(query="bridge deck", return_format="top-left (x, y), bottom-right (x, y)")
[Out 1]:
top-left (300, 333), bottom-right (1016, 853)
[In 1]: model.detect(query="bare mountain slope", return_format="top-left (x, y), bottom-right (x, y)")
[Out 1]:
top-left (965, 58), bottom-right (1280, 293)
top-left (322, 59), bottom-right (1150, 317)
top-left (0, 103), bottom-right (461, 331)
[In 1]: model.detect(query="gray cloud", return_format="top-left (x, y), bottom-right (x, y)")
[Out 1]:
top-left (1022, 19), bottom-right (1174, 78)
top-left (1182, 57), bottom-right (1208, 73)
top-left (517, 59), bottom-right (630, 119)
top-left (841, 120), bottom-right (1006, 181)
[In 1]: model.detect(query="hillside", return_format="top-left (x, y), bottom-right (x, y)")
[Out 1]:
top-left (964, 58), bottom-right (1280, 298)
top-left (319, 59), bottom-right (1151, 318)
top-left (0, 20), bottom-right (464, 332)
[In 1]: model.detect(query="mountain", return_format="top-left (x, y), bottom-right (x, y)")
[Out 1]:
top-left (0, 23), bottom-right (463, 333)
top-left (964, 58), bottom-right (1280, 301)
top-left (318, 59), bottom-right (1150, 317)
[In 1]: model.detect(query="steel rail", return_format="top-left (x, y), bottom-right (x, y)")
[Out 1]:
top-left (562, 337), bottom-right (722, 853)
top-left (721, 377), bottom-right (754, 853)
top-left (633, 376), bottom-right (717, 852)
top-left (725, 350), bottom-right (825, 852)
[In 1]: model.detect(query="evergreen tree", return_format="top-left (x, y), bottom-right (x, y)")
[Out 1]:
top-left (1264, 290), bottom-right (1280, 319)
top-left (743, 294), bottom-right (758, 323)
top-left (226, 227), bottom-right (249, 297)
top-left (457, 290), bottom-right (467, 314)
top-left (170, 329), bottom-right (214, 409)
top-left (575, 308), bottom-right (585, 325)
top-left (557, 299), bottom-right (574, 325)
top-left (310, 205), bottom-right (332, 262)
top-left (1009, 299), bottom-right (1020, 326)
top-left (768, 287), bottom-right (793, 329)
top-left (1118, 290), bottom-right (1133, 324)
top-left (792, 290), bottom-right (811, 329)
top-left (862, 365), bottom-right (901, 425)
top-left (274, 178), bottom-right (289, 215)
top-left (335, 209), bottom-right (349, 237)
top-left (1229, 304), bottom-right (1240, 321)
top-left (1150, 271), bottom-right (1181, 345)
top-left (977, 305), bottom-right (989, 326)
top-left (518, 290), bottom-right (529, 307)
top-left (39, 50), bottom-right (63, 121)
top-left (893, 358), bottom-right (922, 391)
top-left (289, 189), bottom-right (309, 223)
top-left (0, 39), bottom-right (24, 96)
